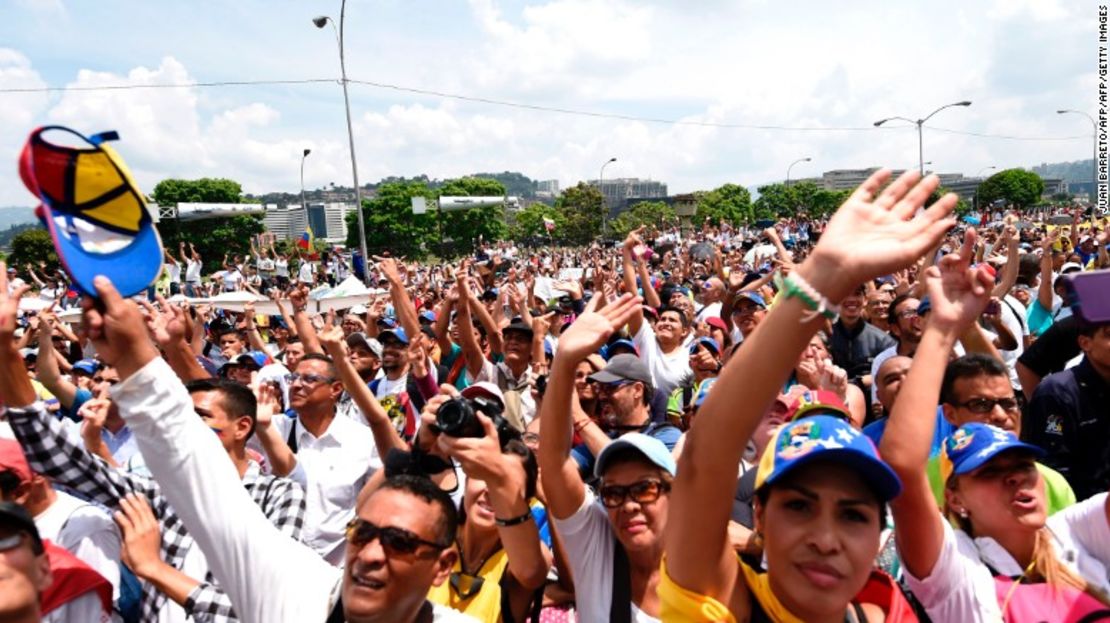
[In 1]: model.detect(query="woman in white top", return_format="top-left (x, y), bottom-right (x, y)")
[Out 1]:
top-left (880, 228), bottom-right (1110, 622)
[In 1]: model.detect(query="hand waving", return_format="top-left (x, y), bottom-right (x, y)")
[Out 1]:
top-left (921, 229), bottom-right (994, 334)
top-left (554, 293), bottom-right (642, 363)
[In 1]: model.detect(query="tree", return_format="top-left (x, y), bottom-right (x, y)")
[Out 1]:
top-left (556, 183), bottom-right (605, 244)
top-left (754, 182), bottom-right (853, 219)
top-left (438, 177), bottom-right (509, 254)
top-left (610, 201), bottom-right (677, 237)
top-left (151, 178), bottom-right (263, 271)
top-left (7, 228), bottom-right (58, 273)
top-left (511, 203), bottom-right (565, 242)
top-left (753, 183), bottom-right (797, 219)
top-left (348, 181), bottom-right (438, 259)
top-left (696, 184), bottom-right (752, 224)
top-left (976, 169), bottom-right (1045, 211)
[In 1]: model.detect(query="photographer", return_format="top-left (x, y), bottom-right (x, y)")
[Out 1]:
top-left (413, 384), bottom-right (552, 622)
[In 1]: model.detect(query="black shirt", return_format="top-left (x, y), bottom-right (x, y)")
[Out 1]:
top-left (828, 319), bottom-right (896, 381)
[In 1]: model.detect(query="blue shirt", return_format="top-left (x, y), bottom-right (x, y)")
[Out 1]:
top-left (571, 421), bottom-right (682, 475)
top-left (863, 406), bottom-right (953, 458)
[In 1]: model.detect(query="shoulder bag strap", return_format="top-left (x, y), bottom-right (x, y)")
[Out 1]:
top-left (610, 533), bottom-right (632, 623)
top-left (287, 420), bottom-right (298, 454)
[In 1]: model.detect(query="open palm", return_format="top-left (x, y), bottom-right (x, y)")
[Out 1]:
top-left (921, 229), bottom-right (993, 332)
top-left (555, 293), bottom-right (642, 362)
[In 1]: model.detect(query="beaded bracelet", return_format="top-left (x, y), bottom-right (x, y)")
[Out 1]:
top-left (774, 271), bottom-right (840, 322)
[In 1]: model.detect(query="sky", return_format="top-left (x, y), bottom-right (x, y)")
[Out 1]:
top-left (0, 0), bottom-right (1098, 207)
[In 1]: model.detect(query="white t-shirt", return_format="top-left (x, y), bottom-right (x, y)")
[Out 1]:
top-left (695, 301), bottom-right (722, 324)
top-left (999, 294), bottom-right (1028, 391)
top-left (221, 269), bottom-right (243, 291)
top-left (632, 322), bottom-right (691, 397)
top-left (552, 490), bottom-right (662, 623)
top-left (904, 493), bottom-right (1110, 622)
top-left (274, 258), bottom-right (290, 278)
top-left (166, 262), bottom-right (181, 283)
top-left (185, 259), bottom-right (202, 283)
top-left (35, 491), bottom-right (122, 600)
top-left (298, 261), bottom-right (315, 284)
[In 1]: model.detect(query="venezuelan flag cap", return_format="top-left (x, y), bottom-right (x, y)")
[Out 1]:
top-left (18, 126), bottom-right (164, 298)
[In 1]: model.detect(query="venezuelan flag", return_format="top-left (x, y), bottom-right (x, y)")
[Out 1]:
top-left (297, 227), bottom-right (314, 250)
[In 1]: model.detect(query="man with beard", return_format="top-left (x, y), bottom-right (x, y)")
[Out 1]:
top-left (869, 294), bottom-right (923, 403)
top-left (724, 291), bottom-right (767, 345)
top-left (585, 354), bottom-right (680, 454)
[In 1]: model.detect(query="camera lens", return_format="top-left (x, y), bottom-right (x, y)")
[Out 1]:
top-left (436, 398), bottom-right (483, 438)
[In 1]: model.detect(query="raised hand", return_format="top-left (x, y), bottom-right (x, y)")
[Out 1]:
top-left (114, 494), bottom-right (165, 579)
top-left (921, 229), bottom-right (994, 334)
top-left (79, 276), bottom-right (159, 378)
top-left (408, 335), bottom-right (428, 378)
top-left (0, 261), bottom-right (30, 345)
top-left (317, 323), bottom-right (345, 353)
top-left (807, 170), bottom-right (958, 301)
top-left (254, 380), bottom-right (282, 429)
top-left (555, 293), bottom-right (642, 362)
top-left (437, 413), bottom-right (516, 485)
top-left (374, 256), bottom-right (403, 285)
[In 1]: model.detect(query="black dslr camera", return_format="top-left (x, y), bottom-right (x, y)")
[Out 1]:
top-left (435, 395), bottom-right (519, 449)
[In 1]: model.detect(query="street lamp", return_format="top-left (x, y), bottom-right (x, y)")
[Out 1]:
top-left (874, 101), bottom-right (972, 175)
top-left (786, 157), bottom-right (812, 185)
top-left (599, 157), bottom-right (617, 235)
top-left (314, 2), bottom-right (369, 284)
top-left (300, 148), bottom-right (312, 235)
top-left (1056, 109), bottom-right (1097, 198)
top-left (977, 165), bottom-right (996, 179)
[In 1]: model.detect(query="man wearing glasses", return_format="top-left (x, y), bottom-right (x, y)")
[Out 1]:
top-left (256, 353), bottom-right (380, 566)
top-left (868, 294), bottom-right (924, 404)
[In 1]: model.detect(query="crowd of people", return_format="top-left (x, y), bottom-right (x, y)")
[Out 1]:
top-left (0, 168), bottom-right (1108, 622)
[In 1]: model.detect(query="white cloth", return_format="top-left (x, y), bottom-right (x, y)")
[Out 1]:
top-left (166, 262), bottom-right (181, 284)
top-left (904, 493), bottom-right (1110, 622)
top-left (43, 591), bottom-right (112, 623)
top-left (552, 489), bottom-right (661, 623)
top-left (35, 491), bottom-right (122, 600)
top-left (695, 301), bottom-right (722, 324)
top-left (631, 322), bottom-right (691, 397)
top-left (274, 258), bottom-right (289, 278)
top-left (184, 259), bottom-right (201, 283)
top-left (266, 414), bottom-right (380, 565)
top-left (999, 294), bottom-right (1028, 390)
top-left (298, 261), bottom-right (315, 284)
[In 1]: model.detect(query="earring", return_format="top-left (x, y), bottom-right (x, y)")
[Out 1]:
top-left (957, 509), bottom-right (969, 519)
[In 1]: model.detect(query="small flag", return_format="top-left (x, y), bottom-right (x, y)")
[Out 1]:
top-left (543, 217), bottom-right (555, 232)
top-left (297, 227), bottom-right (314, 250)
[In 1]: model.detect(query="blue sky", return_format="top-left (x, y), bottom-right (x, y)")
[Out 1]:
top-left (0, 0), bottom-right (1097, 207)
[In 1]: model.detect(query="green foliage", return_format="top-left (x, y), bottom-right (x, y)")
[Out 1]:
top-left (556, 183), bottom-right (605, 244)
top-left (929, 186), bottom-right (972, 217)
top-left (470, 171), bottom-right (537, 198)
top-left (976, 169), bottom-right (1045, 211)
top-left (610, 202), bottom-right (676, 237)
top-left (438, 177), bottom-right (509, 253)
top-left (0, 223), bottom-right (41, 251)
top-left (151, 178), bottom-right (263, 271)
top-left (348, 181), bottom-right (437, 259)
top-left (511, 203), bottom-right (565, 241)
top-left (7, 228), bottom-right (58, 272)
top-left (695, 184), bottom-right (752, 224)
top-left (753, 182), bottom-right (850, 219)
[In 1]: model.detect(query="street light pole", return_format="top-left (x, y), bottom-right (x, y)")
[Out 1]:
top-left (1056, 109), bottom-right (1097, 199)
top-left (874, 101), bottom-right (972, 175)
top-left (786, 156), bottom-right (812, 185)
top-left (599, 157), bottom-right (616, 236)
top-left (315, 1), bottom-right (370, 284)
top-left (300, 148), bottom-right (312, 227)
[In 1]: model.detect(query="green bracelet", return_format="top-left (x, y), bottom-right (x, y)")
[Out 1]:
top-left (773, 272), bottom-right (840, 321)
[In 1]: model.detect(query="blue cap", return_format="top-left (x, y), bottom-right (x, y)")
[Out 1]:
top-left (19, 126), bottom-right (163, 298)
top-left (940, 423), bottom-right (1045, 483)
top-left (689, 336), bottom-right (720, 355)
top-left (756, 416), bottom-right (902, 502)
top-left (595, 432), bottom-right (677, 479)
top-left (733, 291), bottom-right (767, 309)
top-left (72, 359), bottom-right (100, 376)
top-left (419, 310), bottom-right (437, 323)
top-left (195, 356), bottom-right (220, 377)
top-left (377, 316), bottom-right (399, 329)
top-left (269, 316), bottom-right (288, 329)
top-left (694, 377), bottom-right (718, 408)
top-left (917, 296), bottom-right (932, 315)
top-left (379, 327), bottom-right (409, 345)
top-left (604, 338), bottom-right (638, 360)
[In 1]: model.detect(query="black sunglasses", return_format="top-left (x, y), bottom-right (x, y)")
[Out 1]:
top-left (598, 478), bottom-right (671, 509)
top-left (954, 397), bottom-right (1020, 414)
top-left (345, 518), bottom-right (446, 558)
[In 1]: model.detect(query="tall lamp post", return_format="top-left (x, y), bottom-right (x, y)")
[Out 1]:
top-left (314, 2), bottom-right (370, 284)
top-left (1056, 109), bottom-right (1097, 199)
top-left (874, 101), bottom-right (972, 175)
top-left (300, 148), bottom-right (312, 232)
top-left (975, 166), bottom-right (996, 212)
top-left (785, 156), bottom-right (812, 185)
top-left (599, 157), bottom-right (617, 236)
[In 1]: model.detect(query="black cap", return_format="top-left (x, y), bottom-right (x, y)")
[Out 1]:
top-left (502, 319), bottom-right (534, 340)
top-left (0, 502), bottom-right (44, 555)
top-left (589, 354), bottom-right (653, 392)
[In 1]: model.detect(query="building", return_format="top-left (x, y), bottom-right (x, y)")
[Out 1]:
top-left (818, 168), bottom-right (908, 190)
top-left (262, 206), bottom-right (309, 241)
top-left (536, 179), bottom-right (560, 196)
top-left (588, 177), bottom-right (668, 215)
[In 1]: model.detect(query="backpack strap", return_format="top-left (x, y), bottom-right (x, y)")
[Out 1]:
top-left (286, 420), bottom-right (298, 454)
top-left (610, 532), bottom-right (632, 623)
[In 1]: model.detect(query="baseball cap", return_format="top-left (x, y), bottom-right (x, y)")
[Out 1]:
top-left (733, 292), bottom-right (766, 309)
top-left (705, 316), bottom-right (727, 332)
top-left (419, 310), bottom-right (437, 324)
top-left (785, 389), bottom-right (851, 422)
top-left (755, 416), bottom-right (902, 502)
top-left (603, 338), bottom-right (639, 360)
top-left (346, 332), bottom-right (383, 358)
top-left (480, 288), bottom-right (500, 301)
top-left (939, 423), bottom-right (1045, 484)
top-left (349, 304), bottom-right (368, 315)
top-left (594, 432), bottom-right (677, 478)
top-left (689, 336), bottom-right (721, 355)
top-left (377, 316), bottom-right (399, 329)
top-left (502, 319), bottom-right (534, 340)
top-left (379, 327), bottom-right (410, 345)
top-left (235, 351), bottom-right (270, 370)
top-left (461, 381), bottom-right (505, 409)
top-left (19, 126), bottom-right (163, 298)
top-left (71, 359), bottom-right (100, 376)
top-left (693, 377), bottom-right (718, 408)
top-left (0, 502), bottom-right (44, 555)
top-left (917, 296), bottom-right (932, 316)
top-left (0, 439), bottom-right (33, 485)
top-left (589, 354), bottom-right (653, 390)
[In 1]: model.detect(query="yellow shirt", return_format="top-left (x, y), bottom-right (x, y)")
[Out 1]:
top-left (427, 547), bottom-right (510, 623)
top-left (658, 555), bottom-right (809, 623)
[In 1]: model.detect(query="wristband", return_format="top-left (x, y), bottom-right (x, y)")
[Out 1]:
top-left (494, 511), bottom-right (535, 527)
top-left (774, 272), bottom-right (840, 322)
top-left (573, 419), bottom-right (592, 433)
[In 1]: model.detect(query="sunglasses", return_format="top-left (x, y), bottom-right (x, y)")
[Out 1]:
top-left (598, 478), bottom-right (671, 509)
top-left (953, 397), bottom-right (1020, 414)
top-left (344, 518), bottom-right (446, 558)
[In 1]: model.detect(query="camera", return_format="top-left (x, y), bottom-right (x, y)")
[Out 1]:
top-left (435, 395), bottom-right (519, 448)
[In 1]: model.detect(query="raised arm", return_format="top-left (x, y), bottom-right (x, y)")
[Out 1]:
top-left (991, 226), bottom-right (1019, 299)
top-left (1037, 232), bottom-right (1058, 312)
top-left (666, 170), bottom-right (959, 604)
top-left (288, 285), bottom-right (322, 354)
top-left (456, 274), bottom-right (489, 380)
top-left (33, 310), bottom-right (80, 409)
top-left (377, 256), bottom-right (420, 341)
top-left (621, 228), bottom-right (647, 336)
top-left (881, 231), bottom-right (993, 580)
top-left (539, 293), bottom-right (642, 519)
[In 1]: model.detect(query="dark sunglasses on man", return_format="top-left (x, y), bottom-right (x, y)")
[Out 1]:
top-left (344, 517), bottom-right (447, 559)
top-left (598, 478), bottom-right (671, 509)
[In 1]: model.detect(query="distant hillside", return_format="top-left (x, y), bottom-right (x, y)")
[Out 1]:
top-left (1031, 159), bottom-right (1094, 184)
top-left (0, 222), bottom-right (41, 251)
top-left (0, 207), bottom-right (36, 230)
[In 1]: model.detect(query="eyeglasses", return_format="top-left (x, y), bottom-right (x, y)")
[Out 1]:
top-left (597, 381), bottom-right (634, 395)
top-left (284, 373), bottom-right (335, 386)
top-left (598, 478), bottom-right (671, 509)
top-left (897, 310), bottom-right (919, 319)
top-left (954, 397), bottom-right (1020, 414)
top-left (344, 518), bottom-right (446, 558)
